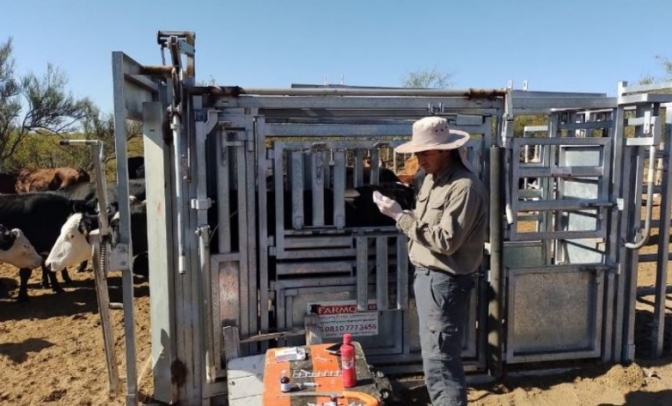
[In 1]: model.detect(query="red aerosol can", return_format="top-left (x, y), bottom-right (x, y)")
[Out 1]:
top-left (340, 333), bottom-right (356, 388)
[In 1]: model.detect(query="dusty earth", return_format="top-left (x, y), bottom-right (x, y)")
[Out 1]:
top-left (1, 204), bottom-right (671, 406)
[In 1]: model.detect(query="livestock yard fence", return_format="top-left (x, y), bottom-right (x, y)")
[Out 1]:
top-left (98, 30), bottom-right (672, 405)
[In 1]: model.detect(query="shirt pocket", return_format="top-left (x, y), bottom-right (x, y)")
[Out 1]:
top-left (427, 189), bottom-right (448, 225)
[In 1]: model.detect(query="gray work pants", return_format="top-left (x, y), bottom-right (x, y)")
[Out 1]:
top-left (414, 267), bottom-right (474, 406)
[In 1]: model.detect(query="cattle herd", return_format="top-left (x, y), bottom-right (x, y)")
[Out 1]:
top-left (0, 157), bottom-right (147, 302)
top-left (0, 155), bottom-right (427, 304)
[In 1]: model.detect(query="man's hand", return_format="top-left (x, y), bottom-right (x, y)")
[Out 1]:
top-left (373, 191), bottom-right (403, 220)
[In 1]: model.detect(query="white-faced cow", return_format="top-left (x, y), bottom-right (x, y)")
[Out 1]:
top-left (0, 193), bottom-right (96, 302)
top-left (0, 224), bottom-right (42, 269)
top-left (46, 201), bottom-right (148, 278)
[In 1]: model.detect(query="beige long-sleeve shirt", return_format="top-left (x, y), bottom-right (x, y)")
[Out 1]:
top-left (396, 163), bottom-right (488, 275)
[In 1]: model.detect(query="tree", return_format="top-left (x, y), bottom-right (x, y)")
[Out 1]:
top-left (638, 55), bottom-right (672, 85)
top-left (0, 37), bottom-right (91, 171)
top-left (401, 67), bottom-right (453, 89)
top-left (197, 75), bottom-right (217, 87)
top-left (78, 103), bottom-right (143, 179)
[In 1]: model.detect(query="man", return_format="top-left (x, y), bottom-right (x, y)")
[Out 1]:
top-left (373, 116), bottom-right (488, 405)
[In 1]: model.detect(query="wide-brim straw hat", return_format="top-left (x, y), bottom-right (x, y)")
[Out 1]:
top-left (395, 116), bottom-right (475, 172)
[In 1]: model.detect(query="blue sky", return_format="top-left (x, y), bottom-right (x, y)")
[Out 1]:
top-left (2, 0), bottom-right (671, 113)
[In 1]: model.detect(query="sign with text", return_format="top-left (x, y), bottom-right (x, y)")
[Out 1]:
top-left (306, 300), bottom-right (379, 338)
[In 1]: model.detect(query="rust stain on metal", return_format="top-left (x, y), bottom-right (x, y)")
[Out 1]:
top-left (140, 65), bottom-right (173, 76)
top-left (170, 359), bottom-right (187, 387)
top-left (464, 88), bottom-right (507, 99)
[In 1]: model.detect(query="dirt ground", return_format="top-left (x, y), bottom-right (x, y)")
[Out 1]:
top-left (1, 204), bottom-right (672, 406)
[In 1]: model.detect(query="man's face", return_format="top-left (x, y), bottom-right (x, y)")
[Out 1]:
top-left (416, 150), bottom-right (450, 175)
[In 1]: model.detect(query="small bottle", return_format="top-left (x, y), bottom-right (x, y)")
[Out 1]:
top-left (280, 370), bottom-right (292, 392)
top-left (340, 333), bottom-right (356, 388)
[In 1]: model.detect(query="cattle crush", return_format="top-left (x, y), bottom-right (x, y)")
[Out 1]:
top-left (101, 31), bottom-right (672, 405)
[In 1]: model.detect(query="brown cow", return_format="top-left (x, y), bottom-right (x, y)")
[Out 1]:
top-left (15, 167), bottom-right (90, 193)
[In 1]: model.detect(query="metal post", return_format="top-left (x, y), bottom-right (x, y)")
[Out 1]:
top-left (487, 146), bottom-right (505, 378)
top-left (112, 53), bottom-right (139, 406)
top-left (651, 105), bottom-right (672, 357)
top-left (59, 140), bottom-right (118, 394)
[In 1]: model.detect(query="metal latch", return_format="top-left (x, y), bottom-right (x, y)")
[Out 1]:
top-left (190, 198), bottom-right (212, 210)
top-left (616, 198), bottom-right (624, 211)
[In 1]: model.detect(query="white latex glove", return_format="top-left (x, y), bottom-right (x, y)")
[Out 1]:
top-left (373, 191), bottom-right (403, 220)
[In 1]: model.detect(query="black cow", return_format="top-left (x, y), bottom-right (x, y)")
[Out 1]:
top-left (0, 173), bottom-right (17, 194)
top-left (127, 156), bottom-right (145, 180)
top-left (0, 193), bottom-right (95, 302)
top-left (56, 179), bottom-right (146, 206)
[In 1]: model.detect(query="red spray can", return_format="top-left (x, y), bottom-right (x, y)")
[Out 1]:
top-left (340, 333), bottom-right (356, 387)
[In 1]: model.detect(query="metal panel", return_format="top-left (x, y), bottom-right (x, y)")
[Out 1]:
top-left (142, 102), bottom-right (176, 402)
top-left (506, 265), bottom-right (605, 363)
top-left (510, 137), bottom-right (613, 241)
top-left (113, 51), bottom-right (161, 405)
top-left (559, 146), bottom-right (607, 264)
top-left (226, 354), bottom-right (265, 406)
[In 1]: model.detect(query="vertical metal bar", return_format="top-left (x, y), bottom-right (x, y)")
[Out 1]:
top-left (543, 116), bottom-right (557, 263)
top-left (354, 149), bottom-right (365, 186)
top-left (615, 128), bottom-right (636, 362)
top-left (375, 237), bottom-right (389, 310)
top-left (623, 105), bottom-right (648, 361)
top-left (291, 151), bottom-right (304, 229)
top-left (244, 114), bottom-right (259, 356)
top-left (236, 131), bottom-right (251, 354)
top-left (274, 145), bottom-right (286, 253)
top-left (333, 151), bottom-right (346, 228)
top-left (597, 133), bottom-right (615, 363)
top-left (256, 117), bottom-right (271, 348)
top-left (653, 105), bottom-right (672, 357)
top-left (193, 96), bottom-right (216, 383)
top-left (111, 52), bottom-right (138, 406)
top-left (311, 152), bottom-right (325, 226)
top-left (217, 132), bottom-right (232, 253)
top-left (556, 145), bottom-right (566, 264)
top-left (599, 138), bottom-right (614, 240)
top-left (370, 148), bottom-right (380, 185)
top-left (510, 139), bottom-right (521, 239)
top-left (487, 146), bottom-right (505, 378)
top-left (91, 233), bottom-right (121, 394)
top-left (396, 234), bottom-right (409, 310)
top-left (170, 103), bottom-right (188, 274)
top-left (142, 101), bottom-right (176, 400)
top-left (356, 236), bottom-right (369, 311)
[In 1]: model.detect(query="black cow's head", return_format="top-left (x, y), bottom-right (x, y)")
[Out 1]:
top-left (344, 182), bottom-right (416, 227)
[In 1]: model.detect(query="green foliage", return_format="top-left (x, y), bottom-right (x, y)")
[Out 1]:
top-left (401, 67), bottom-right (453, 89)
top-left (0, 37), bottom-right (91, 170)
top-left (0, 35), bottom-right (145, 181)
top-left (637, 55), bottom-right (672, 86)
top-left (197, 75), bottom-right (217, 86)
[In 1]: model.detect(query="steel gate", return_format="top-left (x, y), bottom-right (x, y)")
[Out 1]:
top-left (107, 31), bottom-right (672, 406)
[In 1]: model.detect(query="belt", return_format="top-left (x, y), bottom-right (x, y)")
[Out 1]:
top-left (415, 266), bottom-right (474, 279)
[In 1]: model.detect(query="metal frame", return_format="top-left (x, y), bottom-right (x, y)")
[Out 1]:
top-left (107, 31), bottom-right (672, 406)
